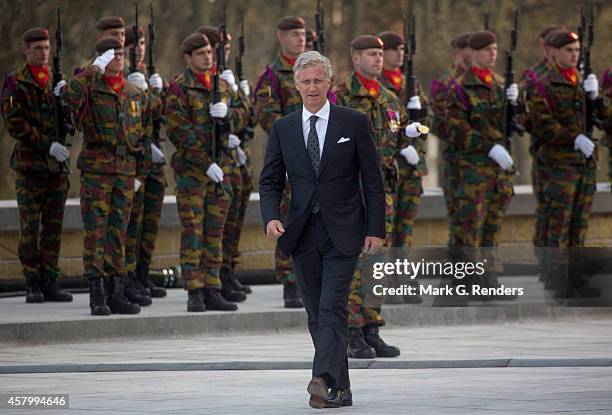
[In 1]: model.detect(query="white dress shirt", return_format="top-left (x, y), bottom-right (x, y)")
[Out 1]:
top-left (301, 99), bottom-right (330, 158)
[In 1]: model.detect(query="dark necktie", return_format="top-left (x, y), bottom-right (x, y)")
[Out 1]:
top-left (307, 115), bottom-right (320, 213)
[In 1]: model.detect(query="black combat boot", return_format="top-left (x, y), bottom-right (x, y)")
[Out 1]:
top-left (203, 288), bottom-right (238, 311)
top-left (220, 269), bottom-right (246, 303)
top-left (124, 272), bottom-right (152, 306)
top-left (283, 283), bottom-right (303, 308)
top-left (136, 262), bottom-right (166, 298)
top-left (24, 274), bottom-right (44, 303)
top-left (88, 277), bottom-right (111, 316)
top-left (108, 276), bottom-right (141, 314)
top-left (225, 266), bottom-right (251, 294)
top-left (347, 328), bottom-right (376, 359)
top-left (187, 288), bottom-right (206, 312)
top-left (39, 271), bottom-right (73, 302)
top-left (363, 325), bottom-right (400, 358)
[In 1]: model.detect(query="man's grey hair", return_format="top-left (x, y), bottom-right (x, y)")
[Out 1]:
top-left (293, 51), bottom-right (333, 80)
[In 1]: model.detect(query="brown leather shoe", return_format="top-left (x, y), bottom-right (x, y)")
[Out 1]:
top-left (307, 377), bottom-right (328, 409)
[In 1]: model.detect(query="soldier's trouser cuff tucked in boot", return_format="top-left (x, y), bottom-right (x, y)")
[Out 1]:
top-left (88, 277), bottom-right (111, 316)
top-left (347, 327), bottom-right (376, 359)
top-left (108, 276), bottom-right (140, 315)
top-left (137, 261), bottom-right (167, 298)
top-left (363, 324), bottom-right (400, 358)
top-left (220, 268), bottom-right (246, 303)
top-left (202, 288), bottom-right (238, 311)
top-left (24, 273), bottom-right (44, 303)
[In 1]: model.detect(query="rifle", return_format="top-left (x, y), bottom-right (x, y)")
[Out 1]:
top-left (147, 3), bottom-right (156, 76)
top-left (130, 3), bottom-right (139, 74)
top-left (235, 13), bottom-right (245, 81)
top-left (211, 4), bottom-right (228, 168)
top-left (52, 8), bottom-right (72, 173)
top-left (314, 0), bottom-right (326, 55)
top-left (577, 4), bottom-right (586, 76)
top-left (402, 6), bottom-right (427, 120)
top-left (483, 0), bottom-right (490, 30)
top-left (581, 2), bottom-right (603, 140)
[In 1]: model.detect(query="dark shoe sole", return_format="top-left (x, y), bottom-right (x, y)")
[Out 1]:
top-left (307, 378), bottom-right (328, 409)
top-left (325, 399), bottom-right (353, 408)
top-left (284, 299), bottom-right (304, 308)
top-left (374, 349), bottom-right (401, 358)
top-left (348, 349), bottom-right (376, 359)
top-left (26, 297), bottom-right (44, 303)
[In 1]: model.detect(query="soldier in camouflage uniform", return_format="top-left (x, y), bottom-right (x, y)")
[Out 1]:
top-left (63, 36), bottom-right (151, 315)
top-left (165, 33), bottom-right (249, 312)
top-left (530, 30), bottom-right (602, 297)
top-left (430, 32), bottom-right (472, 245)
top-left (254, 16), bottom-right (306, 308)
top-left (195, 25), bottom-right (249, 303)
top-left (1, 28), bottom-right (73, 303)
top-left (335, 35), bottom-right (424, 359)
top-left (603, 68), bottom-right (612, 187)
top-left (446, 31), bottom-right (520, 290)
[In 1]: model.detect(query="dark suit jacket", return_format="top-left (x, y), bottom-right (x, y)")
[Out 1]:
top-left (259, 103), bottom-right (385, 257)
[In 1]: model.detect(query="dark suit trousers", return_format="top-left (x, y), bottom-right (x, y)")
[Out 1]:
top-left (292, 212), bottom-right (357, 389)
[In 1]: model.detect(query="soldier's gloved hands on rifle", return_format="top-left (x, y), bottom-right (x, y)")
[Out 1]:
top-left (53, 80), bottom-right (66, 97)
top-left (583, 74), bottom-right (599, 99)
top-left (210, 102), bottom-right (228, 119)
top-left (488, 144), bottom-right (514, 170)
top-left (405, 121), bottom-right (424, 138)
top-left (506, 83), bottom-right (519, 104)
top-left (407, 95), bottom-right (421, 110)
top-left (127, 72), bottom-right (148, 91)
top-left (236, 146), bottom-right (247, 166)
top-left (400, 145), bottom-right (420, 165)
top-left (49, 142), bottom-right (69, 162)
top-left (239, 80), bottom-right (250, 97)
top-left (92, 49), bottom-right (115, 72)
top-left (228, 134), bottom-right (241, 149)
top-left (574, 134), bottom-right (595, 158)
top-left (148, 73), bottom-right (163, 92)
top-left (220, 69), bottom-right (238, 93)
top-left (134, 178), bottom-right (142, 192)
top-left (206, 163), bottom-right (224, 183)
top-left (151, 143), bottom-right (165, 163)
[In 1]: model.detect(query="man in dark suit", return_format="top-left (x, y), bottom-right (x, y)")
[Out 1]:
top-left (260, 51), bottom-right (386, 409)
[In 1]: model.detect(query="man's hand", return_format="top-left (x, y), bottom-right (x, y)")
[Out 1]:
top-left (127, 72), bottom-right (148, 91)
top-left (266, 220), bottom-right (285, 240)
top-left (92, 49), bottom-right (115, 72)
top-left (362, 236), bottom-right (383, 255)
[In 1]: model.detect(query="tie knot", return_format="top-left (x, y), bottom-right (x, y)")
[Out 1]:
top-left (310, 115), bottom-right (318, 127)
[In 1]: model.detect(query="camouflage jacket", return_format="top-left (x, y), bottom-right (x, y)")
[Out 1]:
top-left (2, 63), bottom-right (70, 173)
top-left (431, 65), bottom-right (464, 155)
top-left (64, 65), bottom-right (151, 176)
top-left (521, 58), bottom-right (550, 137)
top-left (165, 68), bottom-right (249, 177)
top-left (379, 70), bottom-right (429, 115)
top-left (335, 72), bottom-right (426, 176)
top-left (601, 68), bottom-right (612, 181)
top-left (530, 65), bottom-right (592, 165)
top-left (447, 67), bottom-right (510, 166)
top-left (254, 52), bottom-right (302, 134)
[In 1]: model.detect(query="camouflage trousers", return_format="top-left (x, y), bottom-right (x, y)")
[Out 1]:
top-left (392, 162), bottom-right (423, 248)
top-left (442, 159), bottom-right (459, 245)
top-left (15, 172), bottom-right (69, 281)
top-left (175, 169), bottom-right (229, 291)
top-left (125, 168), bottom-right (166, 272)
top-left (348, 174), bottom-right (396, 329)
top-left (540, 164), bottom-right (595, 247)
top-left (81, 172), bottom-right (134, 279)
top-left (450, 164), bottom-right (513, 272)
top-left (230, 161), bottom-right (254, 270)
top-left (275, 182), bottom-right (296, 286)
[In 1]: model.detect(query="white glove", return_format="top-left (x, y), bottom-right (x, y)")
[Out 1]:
top-left (127, 72), bottom-right (148, 91)
top-left (92, 49), bottom-right (115, 72)
top-left (407, 95), bottom-right (422, 110)
top-left (506, 83), bottom-right (519, 104)
top-left (583, 74), bottom-right (599, 99)
top-left (206, 163), bottom-right (224, 183)
top-left (134, 178), bottom-right (142, 192)
top-left (236, 146), bottom-right (247, 166)
top-left (574, 133), bottom-right (595, 158)
top-left (220, 69), bottom-right (238, 93)
top-left (400, 145), bottom-right (420, 165)
top-left (488, 144), bottom-right (514, 170)
top-left (149, 73), bottom-right (163, 92)
top-left (53, 80), bottom-right (66, 97)
top-left (405, 122), bottom-right (423, 138)
top-left (239, 79), bottom-right (250, 97)
top-left (49, 142), bottom-right (69, 162)
top-left (210, 102), bottom-right (228, 119)
top-left (151, 143), bottom-right (165, 163)
top-left (228, 134), bottom-right (241, 149)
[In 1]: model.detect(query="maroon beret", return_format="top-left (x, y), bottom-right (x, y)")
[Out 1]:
top-left (181, 32), bottom-right (210, 54)
top-left (96, 16), bottom-right (125, 31)
top-left (350, 35), bottom-right (384, 50)
top-left (450, 32), bottom-right (472, 49)
top-left (95, 36), bottom-right (123, 54)
top-left (195, 25), bottom-right (219, 46)
top-left (124, 26), bottom-right (145, 48)
top-left (22, 27), bottom-right (49, 43)
top-left (276, 16), bottom-right (305, 31)
top-left (539, 25), bottom-right (564, 40)
top-left (377, 31), bottom-right (404, 50)
top-left (467, 31), bottom-right (497, 50)
top-left (547, 29), bottom-right (579, 48)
